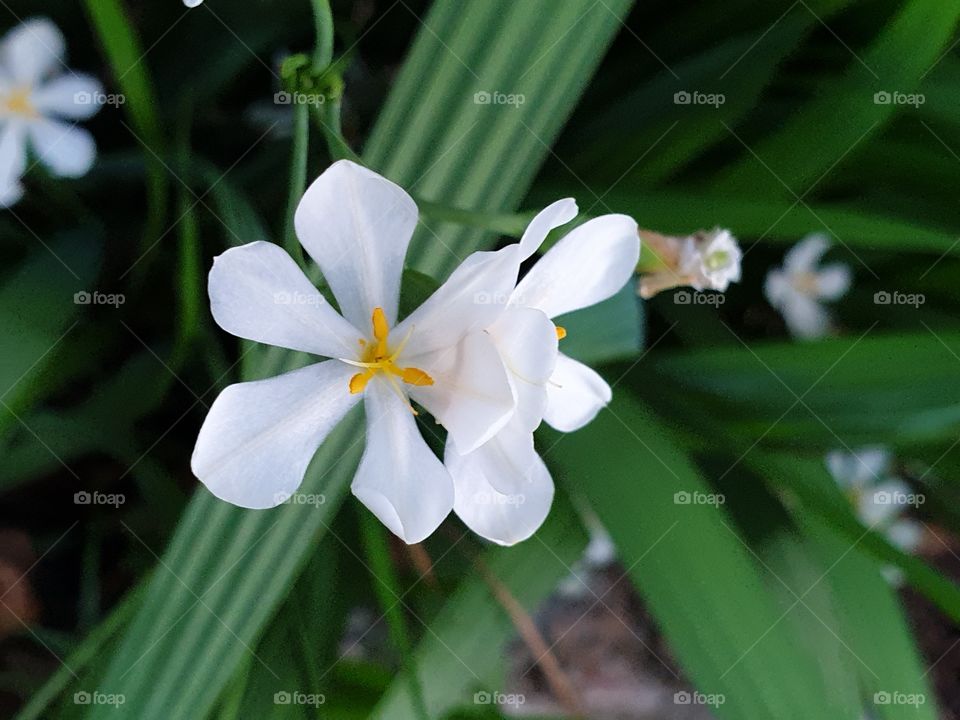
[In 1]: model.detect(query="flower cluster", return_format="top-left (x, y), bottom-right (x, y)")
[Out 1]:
top-left (0, 18), bottom-right (102, 206)
top-left (192, 160), bottom-right (639, 545)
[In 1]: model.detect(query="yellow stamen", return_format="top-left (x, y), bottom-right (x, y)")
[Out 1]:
top-left (344, 307), bottom-right (434, 408)
top-left (555, 325), bottom-right (567, 340)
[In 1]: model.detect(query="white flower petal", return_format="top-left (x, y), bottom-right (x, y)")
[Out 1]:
top-left (406, 329), bottom-right (515, 454)
top-left (784, 233), bottom-right (830, 275)
top-left (543, 353), bottom-right (611, 432)
top-left (208, 241), bottom-right (361, 358)
top-left (517, 198), bottom-right (578, 258)
top-left (0, 121), bottom-right (27, 206)
top-left (294, 160), bottom-right (417, 329)
top-left (1, 18), bottom-right (64, 86)
top-left (448, 421), bottom-right (554, 546)
top-left (352, 379), bottom-right (453, 544)
top-left (887, 518), bottom-right (923, 554)
top-left (485, 306), bottom-right (558, 432)
top-left (191, 360), bottom-right (360, 509)
top-left (816, 263), bottom-right (851, 300)
top-left (781, 292), bottom-right (831, 339)
top-left (763, 269), bottom-right (790, 308)
top-left (826, 446), bottom-right (890, 490)
top-left (28, 119), bottom-right (95, 177)
top-left (185, 0), bottom-right (204, 6)
top-left (32, 73), bottom-right (103, 119)
top-left (513, 214), bottom-right (639, 318)
top-left (394, 246), bottom-right (521, 356)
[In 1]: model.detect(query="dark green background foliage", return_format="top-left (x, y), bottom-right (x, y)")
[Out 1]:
top-left (2, 0), bottom-right (960, 718)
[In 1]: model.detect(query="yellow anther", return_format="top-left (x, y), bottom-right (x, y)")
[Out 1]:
top-left (555, 325), bottom-right (567, 340)
top-left (345, 307), bottom-right (433, 406)
top-left (398, 367), bottom-right (434, 386)
top-left (349, 371), bottom-right (373, 394)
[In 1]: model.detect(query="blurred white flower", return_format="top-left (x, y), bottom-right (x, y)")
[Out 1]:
top-left (448, 200), bottom-right (640, 545)
top-left (826, 446), bottom-right (923, 584)
top-left (765, 234), bottom-right (851, 339)
top-left (184, 0), bottom-right (204, 7)
top-left (679, 227), bottom-right (742, 292)
top-left (194, 160), bottom-right (572, 544)
top-left (0, 18), bottom-right (103, 206)
top-left (637, 227), bottom-right (741, 298)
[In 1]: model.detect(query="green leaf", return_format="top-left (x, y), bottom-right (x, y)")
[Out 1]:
top-left (544, 394), bottom-right (854, 719)
top-left (0, 235), bottom-right (102, 436)
top-left (748, 453), bottom-right (937, 720)
top-left (368, 498), bottom-right (587, 719)
top-left (717, 0), bottom-right (960, 195)
top-left (557, 284), bottom-right (644, 365)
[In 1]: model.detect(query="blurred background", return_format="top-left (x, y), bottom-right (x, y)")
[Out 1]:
top-left (2, 0), bottom-right (960, 718)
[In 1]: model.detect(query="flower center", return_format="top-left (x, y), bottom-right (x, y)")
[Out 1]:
top-left (791, 271), bottom-right (819, 295)
top-left (1, 87), bottom-right (36, 118)
top-left (704, 250), bottom-right (730, 272)
top-left (346, 307), bottom-right (434, 402)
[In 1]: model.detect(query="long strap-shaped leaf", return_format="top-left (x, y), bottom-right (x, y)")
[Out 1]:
top-left (544, 395), bottom-right (846, 719)
top-left (82, 1), bottom-right (633, 718)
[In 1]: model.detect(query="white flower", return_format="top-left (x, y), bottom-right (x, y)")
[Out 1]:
top-left (637, 226), bottom-right (740, 298)
top-left (446, 200), bottom-right (640, 545)
top-left (193, 160), bottom-right (562, 544)
top-left (826, 447), bottom-right (922, 581)
top-left (765, 234), bottom-right (851, 339)
top-left (0, 18), bottom-right (103, 206)
top-left (678, 227), bottom-right (742, 292)
top-left (184, 0), bottom-right (204, 7)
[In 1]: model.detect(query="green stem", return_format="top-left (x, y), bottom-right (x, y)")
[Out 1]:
top-left (283, 102), bottom-right (310, 264)
top-left (310, 0), bottom-right (335, 67)
top-left (358, 513), bottom-right (430, 720)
